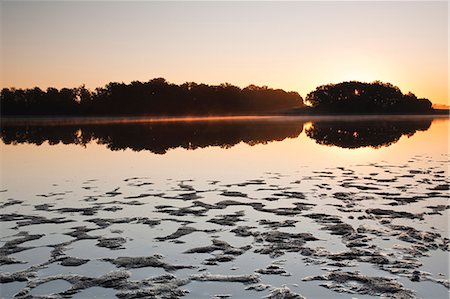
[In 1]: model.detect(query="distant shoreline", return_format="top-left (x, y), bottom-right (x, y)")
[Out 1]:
top-left (2, 79), bottom-right (444, 118)
top-left (1, 112), bottom-right (448, 126)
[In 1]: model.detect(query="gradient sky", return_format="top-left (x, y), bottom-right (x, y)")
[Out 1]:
top-left (1, 1), bottom-right (448, 105)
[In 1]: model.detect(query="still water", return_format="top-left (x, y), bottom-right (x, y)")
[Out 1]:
top-left (0, 115), bottom-right (449, 298)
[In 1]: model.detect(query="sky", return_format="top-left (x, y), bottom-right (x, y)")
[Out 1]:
top-left (1, 1), bottom-right (448, 105)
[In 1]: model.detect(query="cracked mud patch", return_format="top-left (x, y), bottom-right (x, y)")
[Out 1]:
top-left (303, 271), bottom-right (416, 298)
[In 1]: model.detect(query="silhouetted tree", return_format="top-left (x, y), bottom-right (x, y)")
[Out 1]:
top-left (1, 79), bottom-right (435, 116)
top-left (306, 81), bottom-right (433, 114)
top-left (1, 119), bottom-right (304, 154)
top-left (2, 79), bottom-right (304, 116)
top-left (305, 118), bottom-right (432, 148)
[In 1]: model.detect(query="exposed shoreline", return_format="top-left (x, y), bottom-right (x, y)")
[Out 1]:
top-left (1, 158), bottom-right (449, 298)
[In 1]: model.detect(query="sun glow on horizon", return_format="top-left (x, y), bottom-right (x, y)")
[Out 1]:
top-left (1, 1), bottom-right (447, 105)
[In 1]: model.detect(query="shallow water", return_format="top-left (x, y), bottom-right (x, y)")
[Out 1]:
top-left (0, 116), bottom-right (449, 298)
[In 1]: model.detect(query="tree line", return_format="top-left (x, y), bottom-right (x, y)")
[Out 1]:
top-left (305, 81), bottom-right (433, 114)
top-left (0, 78), bottom-right (303, 116)
top-left (1, 120), bottom-right (304, 154)
top-left (0, 79), bottom-right (435, 116)
top-left (1, 117), bottom-right (431, 152)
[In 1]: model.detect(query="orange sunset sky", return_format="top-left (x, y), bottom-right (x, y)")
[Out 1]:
top-left (1, 1), bottom-right (448, 106)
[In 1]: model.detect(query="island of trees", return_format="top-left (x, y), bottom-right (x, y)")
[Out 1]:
top-left (303, 81), bottom-right (433, 114)
top-left (0, 79), bottom-right (442, 116)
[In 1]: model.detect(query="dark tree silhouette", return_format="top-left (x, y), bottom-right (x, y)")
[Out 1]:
top-left (305, 118), bottom-right (432, 149)
top-left (1, 78), bottom-right (304, 116)
top-left (0, 119), bottom-right (304, 154)
top-left (305, 81), bottom-right (433, 114)
top-left (1, 79), bottom-right (436, 116)
top-left (1, 117), bottom-right (434, 151)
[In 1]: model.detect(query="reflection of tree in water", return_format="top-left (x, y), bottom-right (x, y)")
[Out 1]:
top-left (305, 119), bottom-right (432, 149)
top-left (1, 120), bottom-right (304, 154)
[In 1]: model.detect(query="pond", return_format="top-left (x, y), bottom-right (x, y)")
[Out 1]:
top-left (0, 115), bottom-right (448, 298)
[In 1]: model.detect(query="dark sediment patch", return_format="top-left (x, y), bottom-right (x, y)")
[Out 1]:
top-left (259, 219), bottom-right (297, 228)
top-left (245, 283), bottom-right (271, 291)
top-left (220, 191), bottom-right (248, 198)
top-left (105, 255), bottom-right (194, 272)
top-left (34, 203), bottom-right (55, 210)
top-left (103, 206), bottom-right (124, 212)
top-left (265, 286), bottom-right (306, 299)
top-left (156, 226), bottom-right (198, 241)
top-left (225, 179), bottom-right (265, 187)
top-left (87, 217), bottom-right (140, 229)
top-left (340, 183), bottom-right (381, 191)
top-left (184, 239), bottom-right (251, 265)
top-left (374, 192), bottom-right (402, 197)
top-left (137, 218), bottom-right (162, 227)
top-left (303, 271), bottom-right (416, 298)
top-left (102, 200), bottom-right (145, 206)
top-left (123, 193), bottom-right (154, 199)
top-left (0, 255), bottom-right (24, 266)
top-left (255, 231), bottom-right (318, 258)
top-left (262, 202), bottom-right (315, 216)
top-left (304, 213), bottom-right (363, 240)
top-left (156, 226), bottom-right (216, 241)
top-left (86, 217), bottom-right (161, 229)
top-left (51, 243), bottom-right (71, 259)
top-left (0, 199), bottom-right (24, 208)
top-left (273, 191), bottom-right (306, 199)
top-left (190, 272), bottom-right (260, 284)
top-left (55, 206), bottom-right (102, 216)
top-left (215, 200), bottom-right (265, 210)
top-left (384, 196), bottom-right (428, 206)
top-left (155, 205), bottom-right (209, 217)
top-left (0, 270), bottom-right (37, 283)
top-left (230, 226), bottom-right (256, 237)
top-left (104, 187), bottom-right (122, 197)
top-left (375, 178), bottom-right (398, 183)
top-left (388, 224), bottom-right (448, 251)
top-left (165, 192), bottom-right (204, 201)
top-left (65, 226), bottom-right (99, 240)
top-left (97, 237), bottom-right (127, 250)
top-left (425, 204), bottom-right (450, 215)
top-left (429, 184), bottom-right (449, 191)
top-left (175, 182), bottom-right (195, 191)
top-left (26, 270), bottom-right (190, 298)
top-left (304, 213), bottom-right (342, 224)
top-left (366, 208), bottom-right (423, 220)
top-left (256, 264), bottom-right (290, 276)
top-left (26, 270), bottom-right (130, 296)
top-left (129, 182), bottom-right (153, 187)
top-left (59, 257), bottom-right (90, 267)
top-left (207, 211), bottom-right (246, 226)
top-left (426, 191), bottom-right (450, 198)
top-left (0, 231), bottom-right (44, 255)
top-left (0, 213), bottom-right (74, 228)
top-left (37, 192), bottom-right (68, 198)
top-left (321, 223), bottom-right (355, 237)
top-left (116, 274), bottom-right (189, 299)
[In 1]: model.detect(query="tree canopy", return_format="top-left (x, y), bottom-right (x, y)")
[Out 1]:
top-left (1, 78), bottom-right (303, 116)
top-left (1, 120), bottom-right (304, 154)
top-left (1, 79), bottom-right (436, 116)
top-left (305, 81), bottom-right (432, 114)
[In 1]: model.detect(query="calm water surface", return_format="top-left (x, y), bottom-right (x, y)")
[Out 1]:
top-left (0, 116), bottom-right (449, 298)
